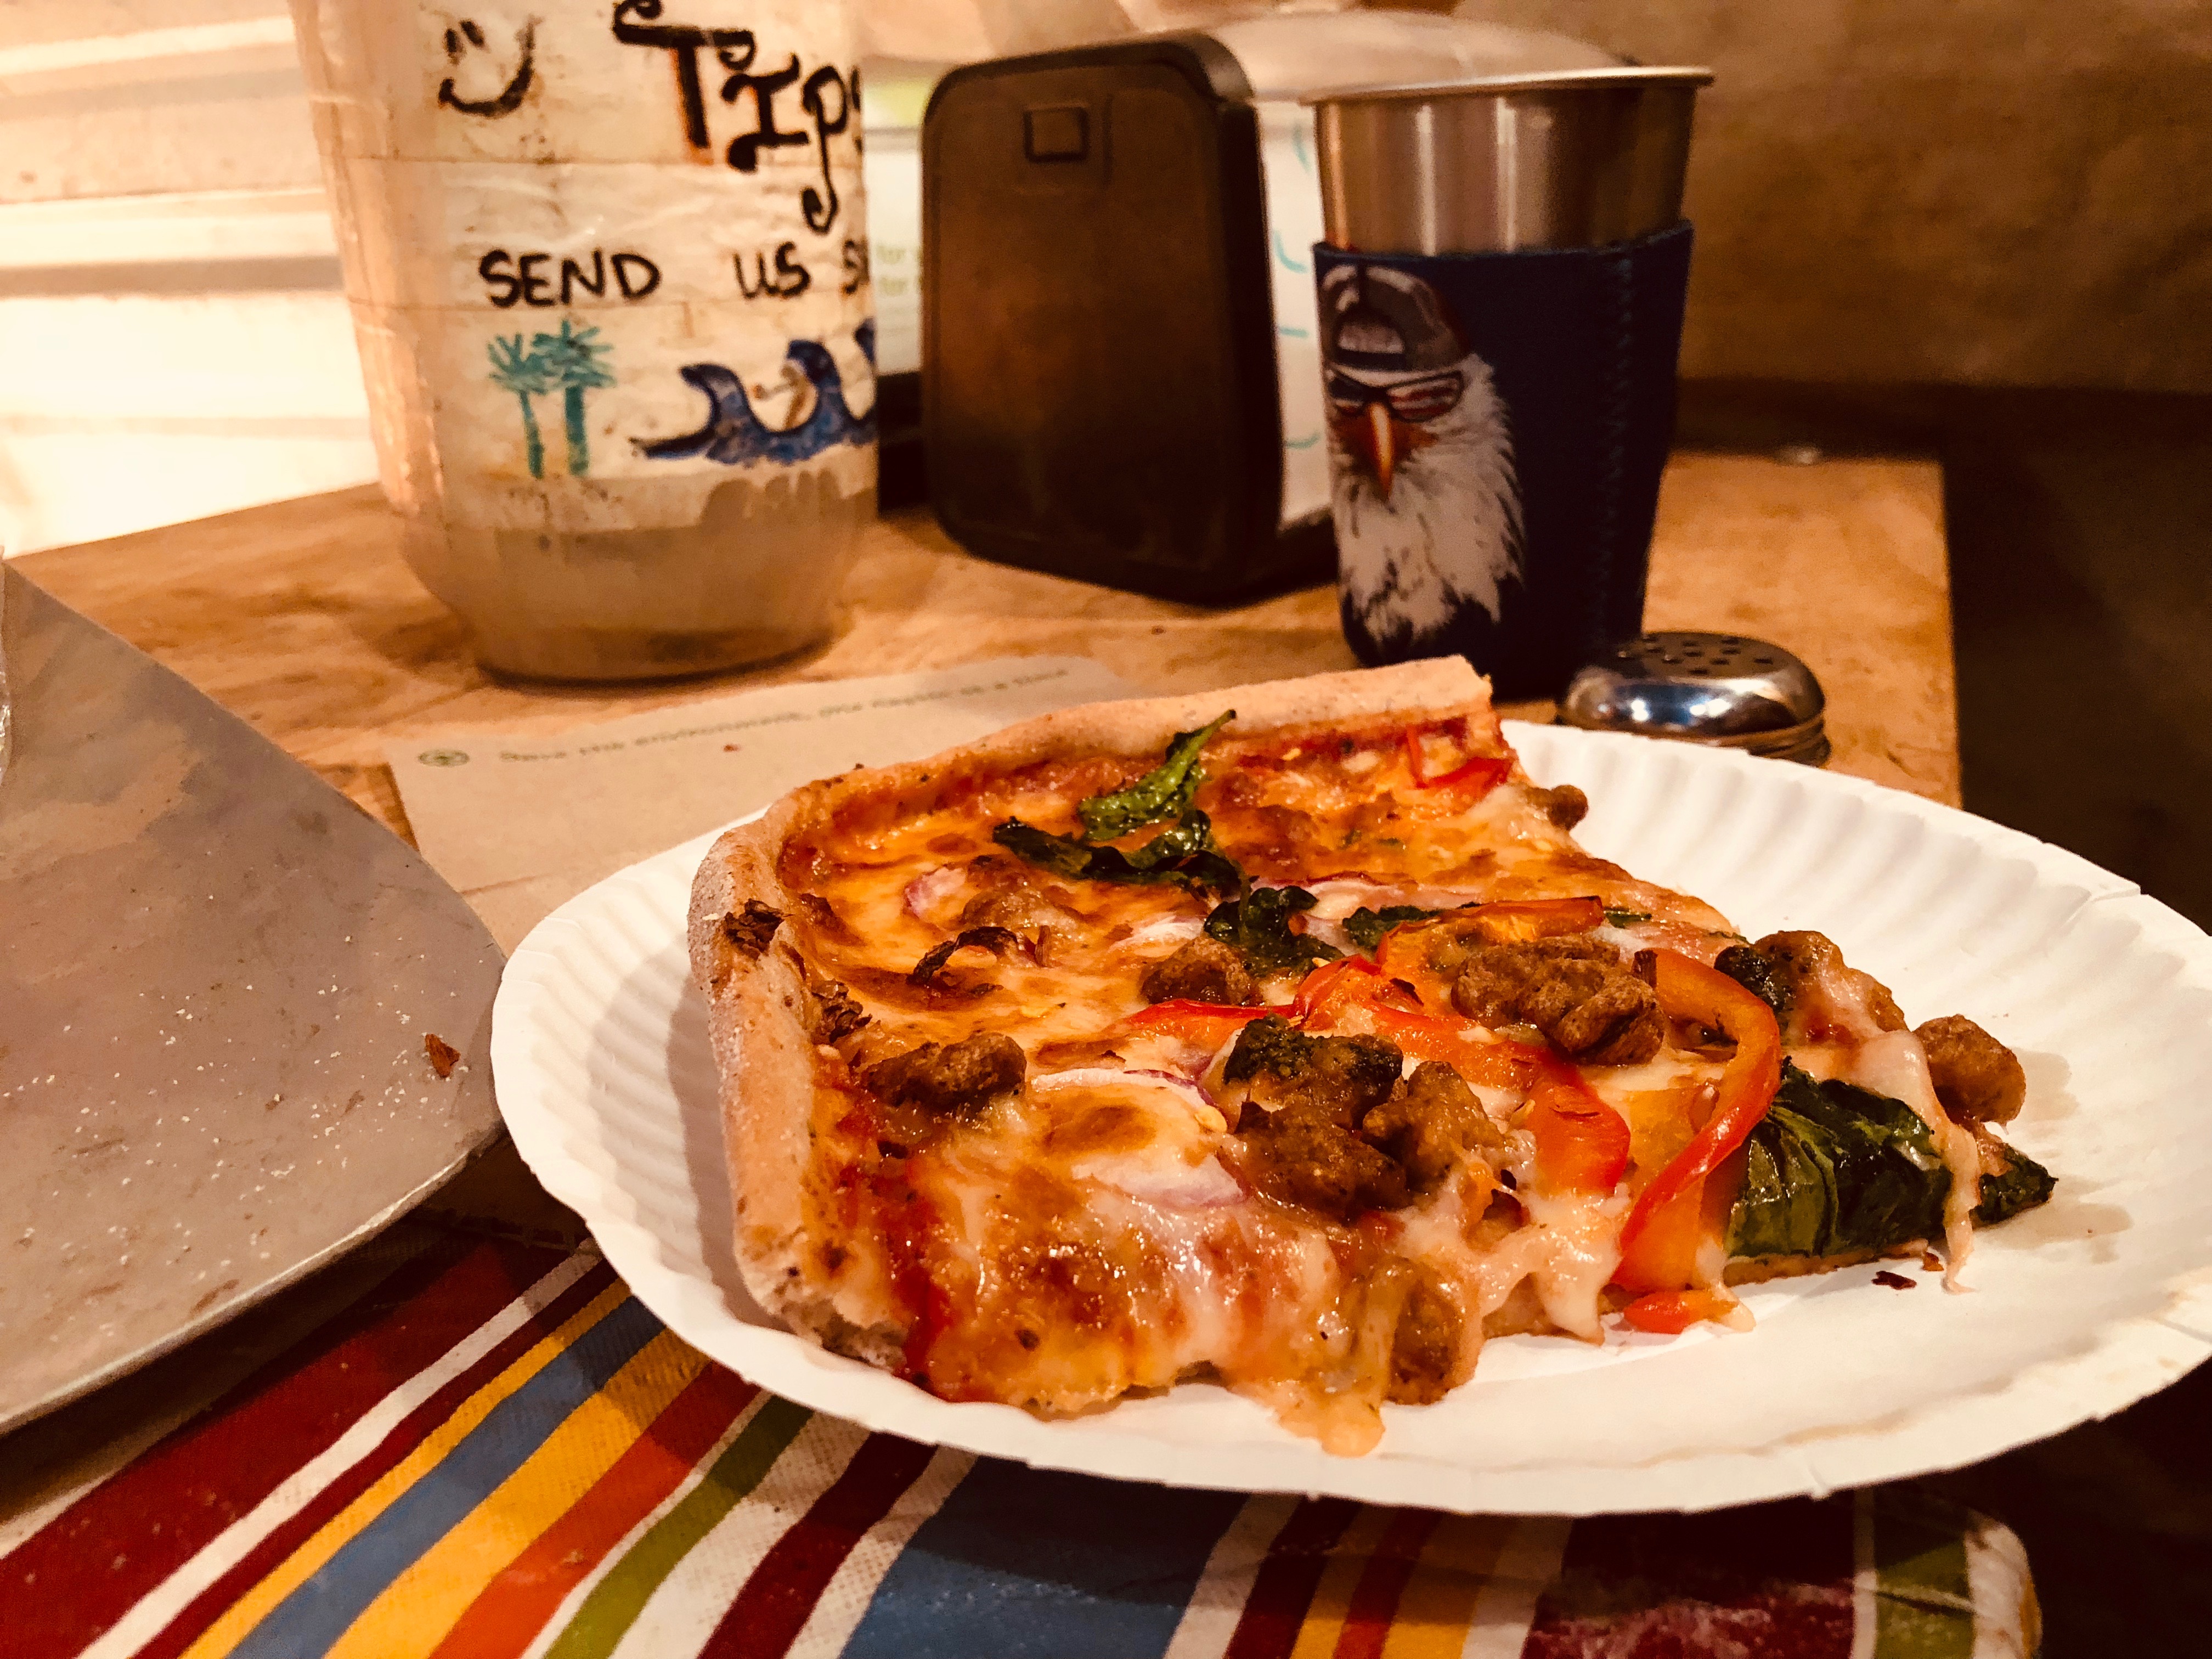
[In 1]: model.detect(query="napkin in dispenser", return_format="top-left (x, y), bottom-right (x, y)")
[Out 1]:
top-left (921, 12), bottom-right (1620, 603)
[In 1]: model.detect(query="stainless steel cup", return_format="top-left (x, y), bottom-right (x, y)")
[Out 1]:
top-left (1313, 67), bottom-right (1711, 254)
top-left (1306, 66), bottom-right (1711, 697)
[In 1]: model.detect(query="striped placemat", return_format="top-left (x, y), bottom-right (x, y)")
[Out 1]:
top-left (0, 1232), bottom-right (2038, 1658)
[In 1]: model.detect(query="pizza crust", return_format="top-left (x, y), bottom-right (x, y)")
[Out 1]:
top-left (687, 659), bottom-right (1493, 1359)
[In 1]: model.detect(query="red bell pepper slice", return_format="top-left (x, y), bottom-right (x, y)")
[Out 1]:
top-left (1521, 1060), bottom-right (1633, 1197)
top-left (1370, 921), bottom-right (1453, 997)
top-left (1464, 896), bottom-right (1605, 943)
top-left (1403, 724), bottom-right (1513, 795)
top-left (1286, 955), bottom-right (1385, 1024)
top-left (1620, 1288), bottom-right (1740, 1335)
top-left (1612, 951), bottom-right (1784, 1293)
top-left (1361, 1006), bottom-right (1629, 1197)
top-left (1120, 999), bottom-right (1270, 1051)
top-left (1363, 1003), bottom-right (1515, 1071)
top-left (1424, 755), bottom-right (1514, 794)
top-left (1283, 956), bottom-right (1427, 1032)
top-left (1362, 924), bottom-right (1433, 986)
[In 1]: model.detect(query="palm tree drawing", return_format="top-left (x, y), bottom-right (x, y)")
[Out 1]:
top-left (533, 318), bottom-right (617, 476)
top-left (487, 334), bottom-right (553, 479)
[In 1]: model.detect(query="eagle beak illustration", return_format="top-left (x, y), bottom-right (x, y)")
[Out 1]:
top-left (1332, 385), bottom-right (1440, 502)
top-left (1363, 402), bottom-right (1397, 500)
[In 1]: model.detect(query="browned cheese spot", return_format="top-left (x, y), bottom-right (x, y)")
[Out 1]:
top-left (1045, 1101), bottom-right (1155, 1158)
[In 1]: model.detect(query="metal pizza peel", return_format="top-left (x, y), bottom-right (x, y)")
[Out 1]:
top-left (0, 567), bottom-right (504, 1432)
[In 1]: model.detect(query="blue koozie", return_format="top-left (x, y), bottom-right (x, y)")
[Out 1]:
top-left (1314, 224), bottom-right (1694, 700)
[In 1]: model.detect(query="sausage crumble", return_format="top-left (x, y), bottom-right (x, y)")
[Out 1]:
top-left (1224, 1021), bottom-right (1506, 1223)
top-left (1139, 935), bottom-right (1255, 1006)
top-left (1362, 1060), bottom-right (1507, 1192)
top-left (1448, 936), bottom-right (1664, 1064)
top-left (1915, 1014), bottom-right (2026, 1126)
top-left (1525, 783), bottom-right (1590, 830)
top-left (1737, 930), bottom-right (1905, 1043)
top-left (795, 956), bottom-right (870, 1045)
top-left (1387, 1270), bottom-right (1465, 1403)
top-left (863, 1032), bottom-right (1027, 1119)
top-left (1226, 1018), bottom-right (1409, 1220)
top-left (957, 855), bottom-right (1077, 949)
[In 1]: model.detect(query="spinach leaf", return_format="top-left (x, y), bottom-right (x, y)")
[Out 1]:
top-left (1205, 885), bottom-right (1341, 976)
top-left (1078, 711), bottom-right (1233, 842)
top-left (1602, 908), bottom-right (1652, 927)
top-left (1714, 944), bottom-right (1792, 1022)
top-left (1344, 905), bottom-right (1441, 952)
top-left (1728, 1063), bottom-right (2058, 1259)
top-left (1726, 1062), bottom-right (1953, 1260)
top-left (992, 808), bottom-right (1242, 896)
top-left (1223, 1014), bottom-right (1319, 1084)
top-left (1973, 1140), bottom-right (2056, 1226)
top-left (1122, 810), bottom-right (1244, 893)
top-left (990, 821), bottom-right (1101, 882)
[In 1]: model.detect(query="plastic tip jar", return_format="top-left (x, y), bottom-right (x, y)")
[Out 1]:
top-left (290, 1), bottom-right (875, 680)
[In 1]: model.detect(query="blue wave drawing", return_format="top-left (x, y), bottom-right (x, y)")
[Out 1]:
top-left (639, 322), bottom-right (877, 466)
top-left (1273, 233), bottom-right (1308, 275)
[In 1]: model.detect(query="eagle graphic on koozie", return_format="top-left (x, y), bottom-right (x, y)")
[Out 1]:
top-left (1321, 263), bottom-right (1522, 659)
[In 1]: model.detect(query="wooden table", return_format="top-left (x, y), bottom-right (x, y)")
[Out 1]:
top-left (15, 452), bottom-right (1959, 849)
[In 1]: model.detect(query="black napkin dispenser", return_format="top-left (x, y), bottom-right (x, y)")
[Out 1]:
top-left (923, 35), bottom-right (1312, 604)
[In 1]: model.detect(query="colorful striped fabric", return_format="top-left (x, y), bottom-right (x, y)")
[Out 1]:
top-left (0, 1232), bottom-right (2039, 1659)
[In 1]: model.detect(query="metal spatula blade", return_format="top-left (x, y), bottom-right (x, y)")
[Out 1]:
top-left (0, 569), bottom-right (504, 1431)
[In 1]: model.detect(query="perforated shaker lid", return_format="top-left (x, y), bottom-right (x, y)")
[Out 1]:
top-left (1559, 631), bottom-right (1830, 766)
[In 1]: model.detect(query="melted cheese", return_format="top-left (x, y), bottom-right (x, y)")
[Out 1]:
top-left (1847, 1030), bottom-right (1983, 1286)
top-left (1394, 1178), bottom-right (1624, 1344)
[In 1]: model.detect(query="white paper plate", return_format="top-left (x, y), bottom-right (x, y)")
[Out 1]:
top-left (492, 724), bottom-right (2212, 1514)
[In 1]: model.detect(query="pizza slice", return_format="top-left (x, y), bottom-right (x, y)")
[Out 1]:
top-left (689, 660), bottom-right (2051, 1454)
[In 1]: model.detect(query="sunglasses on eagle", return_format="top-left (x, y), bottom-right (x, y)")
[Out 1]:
top-left (1326, 369), bottom-right (1466, 425)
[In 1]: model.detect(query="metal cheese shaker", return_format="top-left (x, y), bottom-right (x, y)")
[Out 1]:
top-left (1307, 66), bottom-right (1711, 699)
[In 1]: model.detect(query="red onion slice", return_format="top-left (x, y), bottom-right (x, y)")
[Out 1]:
top-left (1125, 1066), bottom-right (1218, 1109)
top-left (1074, 1153), bottom-right (1245, 1209)
top-left (1121, 912), bottom-right (1206, 949)
top-left (1297, 877), bottom-right (1485, 920)
top-left (902, 864), bottom-right (966, 922)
